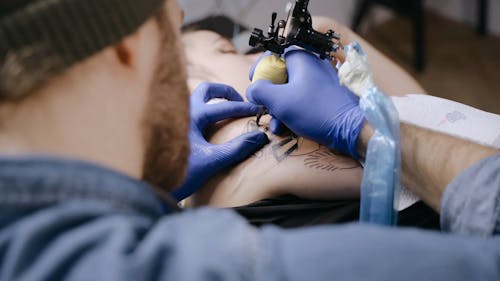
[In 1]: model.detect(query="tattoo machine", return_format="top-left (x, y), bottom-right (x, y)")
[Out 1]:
top-left (250, 1), bottom-right (402, 226)
top-left (249, 0), bottom-right (343, 125)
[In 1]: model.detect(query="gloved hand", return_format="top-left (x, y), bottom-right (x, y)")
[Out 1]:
top-left (247, 49), bottom-right (365, 158)
top-left (249, 52), bottom-right (287, 135)
top-left (172, 83), bottom-right (269, 201)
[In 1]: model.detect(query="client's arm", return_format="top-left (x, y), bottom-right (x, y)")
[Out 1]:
top-left (312, 16), bottom-right (425, 96)
top-left (358, 123), bottom-right (499, 211)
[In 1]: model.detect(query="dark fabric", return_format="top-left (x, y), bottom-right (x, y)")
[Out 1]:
top-left (235, 195), bottom-right (440, 230)
top-left (182, 15), bottom-right (247, 40)
top-left (181, 15), bottom-right (265, 54)
top-left (0, 0), bottom-right (163, 75)
top-left (234, 196), bottom-right (359, 228)
top-left (0, 0), bottom-right (33, 17)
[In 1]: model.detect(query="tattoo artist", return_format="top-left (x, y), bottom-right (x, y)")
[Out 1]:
top-left (0, 0), bottom-right (498, 280)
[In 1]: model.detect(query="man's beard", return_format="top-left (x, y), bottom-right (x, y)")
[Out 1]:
top-left (141, 9), bottom-right (190, 192)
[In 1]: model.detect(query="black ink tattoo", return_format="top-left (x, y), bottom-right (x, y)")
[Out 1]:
top-left (244, 119), bottom-right (361, 172)
top-left (246, 119), bottom-right (304, 161)
top-left (304, 150), bottom-right (361, 171)
top-left (246, 120), bottom-right (266, 158)
top-left (271, 136), bottom-right (300, 162)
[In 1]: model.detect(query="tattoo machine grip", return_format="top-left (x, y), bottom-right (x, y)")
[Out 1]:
top-left (251, 55), bottom-right (288, 127)
top-left (252, 55), bottom-right (288, 84)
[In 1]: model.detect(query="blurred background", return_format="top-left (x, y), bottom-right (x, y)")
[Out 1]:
top-left (179, 0), bottom-right (500, 114)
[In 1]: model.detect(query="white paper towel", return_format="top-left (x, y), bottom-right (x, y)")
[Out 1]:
top-left (393, 94), bottom-right (500, 210)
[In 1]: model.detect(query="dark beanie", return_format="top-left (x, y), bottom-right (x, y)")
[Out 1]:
top-left (0, 0), bottom-right (164, 68)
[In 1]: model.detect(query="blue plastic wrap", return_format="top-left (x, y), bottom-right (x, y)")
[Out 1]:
top-left (339, 42), bottom-right (402, 226)
top-left (359, 86), bottom-right (401, 225)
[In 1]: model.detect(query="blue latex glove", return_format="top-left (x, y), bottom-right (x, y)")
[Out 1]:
top-left (247, 49), bottom-right (365, 158)
top-left (172, 83), bottom-right (269, 201)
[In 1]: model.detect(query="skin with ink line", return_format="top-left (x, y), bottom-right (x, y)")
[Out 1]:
top-left (304, 150), bottom-right (361, 172)
top-left (246, 118), bottom-right (360, 172)
top-left (182, 17), bottom-right (426, 207)
top-left (194, 111), bottom-right (363, 207)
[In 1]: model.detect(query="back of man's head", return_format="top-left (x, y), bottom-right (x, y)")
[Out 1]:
top-left (0, 0), bottom-right (191, 191)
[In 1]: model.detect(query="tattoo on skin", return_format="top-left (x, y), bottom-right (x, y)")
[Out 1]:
top-left (271, 136), bottom-right (300, 162)
top-left (304, 150), bottom-right (361, 171)
top-left (245, 118), bottom-right (361, 171)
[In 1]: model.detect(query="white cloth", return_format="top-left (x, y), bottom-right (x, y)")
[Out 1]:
top-left (392, 94), bottom-right (500, 210)
top-left (393, 94), bottom-right (500, 149)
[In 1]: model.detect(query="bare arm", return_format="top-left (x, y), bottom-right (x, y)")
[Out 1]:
top-left (312, 16), bottom-right (425, 96)
top-left (358, 123), bottom-right (499, 211)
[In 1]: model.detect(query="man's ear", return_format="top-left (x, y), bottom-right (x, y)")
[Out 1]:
top-left (114, 33), bottom-right (141, 68)
top-left (112, 19), bottom-right (159, 74)
top-left (115, 42), bottom-right (132, 66)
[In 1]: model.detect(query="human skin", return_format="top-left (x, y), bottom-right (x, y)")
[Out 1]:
top-left (357, 123), bottom-right (498, 211)
top-left (182, 19), bottom-right (426, 207)
top-left (313, 19), bottom-right (498, 212)
top-left (183, 30), bottom-right (362, 207)
top-left (196, 114), bottom-right (363, 207)
top-left (0, 1), bottom-right (191, 191)
top-left (312, 16), bottom-right (425, 97)
top-left (182, 17), bottom-right (425, 99)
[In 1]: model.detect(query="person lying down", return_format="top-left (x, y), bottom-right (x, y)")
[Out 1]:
top-left (182, 16), bottom-right (427, 210)
top-left (181, 16), bottom-right (500, 229)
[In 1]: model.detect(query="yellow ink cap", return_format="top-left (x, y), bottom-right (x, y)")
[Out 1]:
top-left (252, 55), bottom-right (288, 84)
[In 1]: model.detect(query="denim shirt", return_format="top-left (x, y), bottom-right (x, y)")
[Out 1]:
top-left (441, 153), bottom-right (500, 236)
top-left (0, 156), bottom-right (499, 281)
